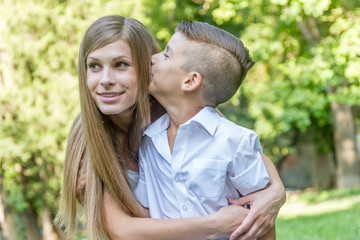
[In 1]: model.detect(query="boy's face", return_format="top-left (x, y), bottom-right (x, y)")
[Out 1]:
top-left (149, 32), bottom-right (190, 101)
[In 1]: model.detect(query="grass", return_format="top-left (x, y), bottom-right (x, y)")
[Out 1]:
top-left (276, 188), bottom-right (360, 240)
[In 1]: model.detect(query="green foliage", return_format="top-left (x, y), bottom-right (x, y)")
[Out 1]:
top-left (0, 0), bottom-right (103, 214)
top-left (229, 0), bottom-right (360, 160)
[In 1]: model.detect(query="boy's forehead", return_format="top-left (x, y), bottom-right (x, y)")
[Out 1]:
top-left (166, 32), bottom-right (192, 53)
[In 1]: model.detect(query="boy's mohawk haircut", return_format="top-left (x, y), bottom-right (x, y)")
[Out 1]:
top-left (176, 21), bottom-right (254, 85)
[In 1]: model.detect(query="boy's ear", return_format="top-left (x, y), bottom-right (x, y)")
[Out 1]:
top-left (181, 72), bottom-right (202, 92)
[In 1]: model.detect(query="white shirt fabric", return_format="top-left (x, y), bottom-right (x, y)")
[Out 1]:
top-left (134, 106), bottom-right (269, 221)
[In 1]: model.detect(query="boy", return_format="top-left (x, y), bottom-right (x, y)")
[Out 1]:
top-left (134, 21), bottom-right (274, 240)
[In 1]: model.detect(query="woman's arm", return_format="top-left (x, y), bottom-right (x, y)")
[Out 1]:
top-left (227, 154), bottom-right (286, 240)
top-left (104, 188), bottom-right (249, 240)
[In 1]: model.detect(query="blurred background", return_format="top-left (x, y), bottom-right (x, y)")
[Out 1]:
top-left (0, 0), bottom-right (359, 239)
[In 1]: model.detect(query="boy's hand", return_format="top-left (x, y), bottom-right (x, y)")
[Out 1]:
top-left (227, 185), bottom-right (284, 240)
top-left (212, 204), bottom-right (249, 239)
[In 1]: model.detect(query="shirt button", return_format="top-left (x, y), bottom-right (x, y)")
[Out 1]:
top-left (182, 205), bottom-right (188, 211)
top-left (174, 173), bottom-right (181, 182)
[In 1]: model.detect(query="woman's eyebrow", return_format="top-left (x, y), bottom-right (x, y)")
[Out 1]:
top-left (87, 56), bottom-right (100, 61)
top-left (87, 55), bottom-right (131, 61)
top-left (112, 55), bottom-right (131, 61)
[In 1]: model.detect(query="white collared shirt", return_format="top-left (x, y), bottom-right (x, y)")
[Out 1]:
top-left (134, 106), bottom-right (269, 220)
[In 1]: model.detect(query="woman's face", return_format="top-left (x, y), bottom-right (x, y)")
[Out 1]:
top-left (86, 39), bottom-right (137, 116)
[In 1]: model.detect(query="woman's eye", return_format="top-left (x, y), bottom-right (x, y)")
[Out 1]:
top-left (88, 63), bottom-right (100, 70)
top-left (163, 53), bottom-right (169, 59)
top-left (115, 62), bottom-right (128, 68)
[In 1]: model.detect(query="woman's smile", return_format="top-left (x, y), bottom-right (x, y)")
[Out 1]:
top-left (98, 91), bottom-right (124, 102)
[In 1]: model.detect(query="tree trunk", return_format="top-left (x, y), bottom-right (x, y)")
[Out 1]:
top-left (0, 183), bottom-right (16, 240)
top-left (21, 207), bottom-right (42, 240)
top-left (331, 101), bottom-right (360, 188)
top-left (2, 206), bottom-right (16, 240)
top-left (297, 138), bottom-right (335, 190)
top-left (1, 198), bottom-right (42, 240)
top-left (41, 207), bottom-right (58, 240)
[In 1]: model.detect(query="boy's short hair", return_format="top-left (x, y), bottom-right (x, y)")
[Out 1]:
top-left (176, 21), bottom-right (254, 107)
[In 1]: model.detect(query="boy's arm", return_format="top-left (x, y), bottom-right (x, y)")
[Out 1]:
top-left (228, 154), bottom-right (285, 240)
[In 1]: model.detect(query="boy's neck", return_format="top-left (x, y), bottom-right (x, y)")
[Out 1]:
top-left (165, 102), bottom-right (206, 154)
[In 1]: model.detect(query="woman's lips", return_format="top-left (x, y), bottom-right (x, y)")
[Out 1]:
top-left (98, 92), bottom-right (123, 102)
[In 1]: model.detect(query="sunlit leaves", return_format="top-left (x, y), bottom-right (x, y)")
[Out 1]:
top-left (212, 0), bottom-right (238, 25)
top-left (300, 0), bottom-right (332, 17)
top-left (276, 0), bottom-right (332, 23)
top-left (225, 0), bottom-right (360, 162)
top-left (0, 0), bottom-right (82, 213)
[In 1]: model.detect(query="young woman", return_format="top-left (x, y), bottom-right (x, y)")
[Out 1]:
top-left (56, 15), bottom-right (285, 240)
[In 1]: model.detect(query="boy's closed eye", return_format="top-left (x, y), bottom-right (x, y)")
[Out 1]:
top-left (163, 52), bottom-right (170, 59)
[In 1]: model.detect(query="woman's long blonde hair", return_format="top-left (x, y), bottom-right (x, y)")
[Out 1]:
top-left (56, 15), bottom-right (159, 239)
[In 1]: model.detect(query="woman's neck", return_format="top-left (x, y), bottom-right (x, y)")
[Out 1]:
top-left (109, 107), bottom-right (134, 133)
top-left (114, 131), bottom-right (138, 171)
top-left (109, 107), bottom-right (139, 171)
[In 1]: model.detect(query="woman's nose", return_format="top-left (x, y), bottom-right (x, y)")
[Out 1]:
top-left (100, 68), bottom-right (115, 86)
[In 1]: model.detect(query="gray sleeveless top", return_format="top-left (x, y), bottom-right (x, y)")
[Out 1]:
top-left (127, 169), bottom-right (140, 191)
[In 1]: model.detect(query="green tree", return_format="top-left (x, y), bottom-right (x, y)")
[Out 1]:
top-left (0, 0), bottom-right (159, 238)
top-left (0, 0), bottom-right (99, 238)
top-left (237, 0), bottom-right (360, 188)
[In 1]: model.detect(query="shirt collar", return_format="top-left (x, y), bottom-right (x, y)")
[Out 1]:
top-left (144, 113), bottom-right (170, 137)
top-left (183, 106), bottom-right (220, 136)
top-left (144, 106), bottom-right (220, 137)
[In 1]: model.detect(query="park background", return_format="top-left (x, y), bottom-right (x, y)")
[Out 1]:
top-left (0, 0), bottom-right (359, 239)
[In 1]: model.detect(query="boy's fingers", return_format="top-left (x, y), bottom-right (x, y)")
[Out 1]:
top-left (227, 196), bottom-right (249, 206)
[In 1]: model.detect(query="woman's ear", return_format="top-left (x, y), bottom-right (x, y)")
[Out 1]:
top-left (181, 72), bottom-right (202, 92)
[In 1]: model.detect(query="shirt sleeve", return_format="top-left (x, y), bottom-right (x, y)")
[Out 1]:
top-left (133, 145), bottom-right (149, 208)
top-left (229, 131), bottom-right (270, 196)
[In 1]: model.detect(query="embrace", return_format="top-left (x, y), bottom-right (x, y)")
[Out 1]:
top-left (56, 15), bottom-right (286, 240)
